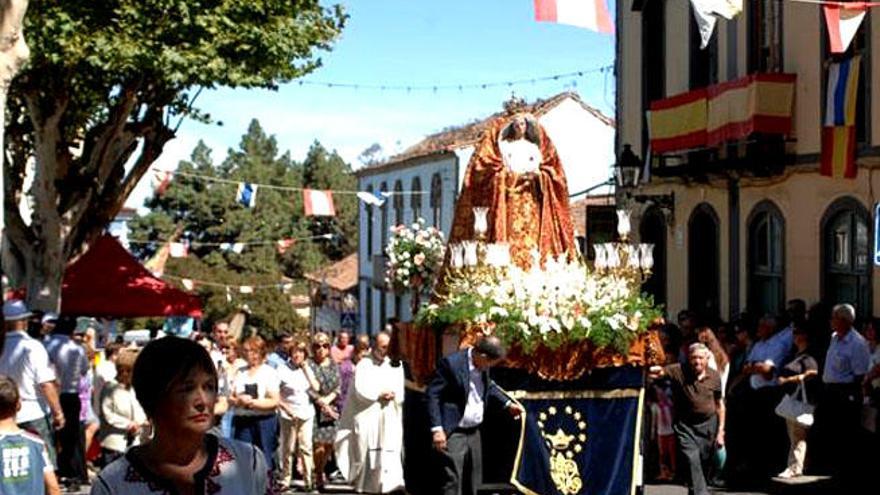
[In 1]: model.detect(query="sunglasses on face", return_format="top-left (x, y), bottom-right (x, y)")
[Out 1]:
top-left (314, 343), bottom-right (330, 349)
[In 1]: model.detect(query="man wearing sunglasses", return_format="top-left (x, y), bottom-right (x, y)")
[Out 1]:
top-left (426, 335), bottom-right (523, 495)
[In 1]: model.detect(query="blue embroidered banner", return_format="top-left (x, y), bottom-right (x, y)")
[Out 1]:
top-left (510, 390), bottom-right (642, 495)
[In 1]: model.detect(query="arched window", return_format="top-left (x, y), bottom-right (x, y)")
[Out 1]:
top-left (393, 181), bottom-right (404, 226)
top-left (365, 185), bottom-right (374, 255)
top-left (430, 173), bottom-right (443, 228)
top-left (411, 177), bottom-right (423, 222)
top-left (747, 201), bottom-right (785, 315)
top-left (380, 182), bottom-right (388, 250)
top-left (688, 203), bottom-right (720, 320)
top-left (822, 197), bottom-right (871, 316)
top-left (639, 207), bottom-right (667, 306)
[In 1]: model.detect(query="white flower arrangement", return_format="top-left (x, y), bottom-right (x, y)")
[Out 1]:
top-left (417, 256), bottom-right (661, 353)
top-left (384, 218), bottom-right (446, 294)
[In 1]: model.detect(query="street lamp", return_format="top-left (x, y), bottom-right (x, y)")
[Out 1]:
top-left (614, 143), bottom-right (675, 223)
top-left (615, 144), bottom-right (642, 189)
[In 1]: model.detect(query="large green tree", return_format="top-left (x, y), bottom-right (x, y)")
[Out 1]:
top-left (2, 0), bottom-right (345, 311)
top-left (129, 120), bottom-right (357, 337)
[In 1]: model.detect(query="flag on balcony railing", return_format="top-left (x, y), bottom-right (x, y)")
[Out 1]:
top-left (825, 55), bottom-right (861, 127)
top-left (821, 126), bottom-right (857, 179)
top-left (823, 3), bottom-right (869, 54)
top-left (707, 73), bottom-right (796, 146)
top-left (533, 0), bottom-right (614, 33)
top-left (649, 89), bottom-right (708, 153)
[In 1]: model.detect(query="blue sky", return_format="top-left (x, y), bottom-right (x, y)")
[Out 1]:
top-left (129, 0), bottom-right (616, 207)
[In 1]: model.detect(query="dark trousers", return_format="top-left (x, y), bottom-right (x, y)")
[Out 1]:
top-left (19, 414), bottom-right (56, 468)
top-left (810, 383), bottom-right (862, 482)
top-left (58, 393), bottom-right (87, 481)
top-left (233, 414), bottom-right (279, 469)
top-left (439, 427), bottom-right (482, 495)
top-left (674, 416), bottom-right (717, 495)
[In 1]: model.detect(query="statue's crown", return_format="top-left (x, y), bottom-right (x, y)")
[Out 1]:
top-left (503, 94), bottom-right (529, 115)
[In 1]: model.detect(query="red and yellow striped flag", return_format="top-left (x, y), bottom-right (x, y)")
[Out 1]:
top-left (821, 126), bottom-right (857, 179)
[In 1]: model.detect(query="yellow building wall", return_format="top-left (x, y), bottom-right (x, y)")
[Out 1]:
top-left (619, 2), bottom-right (643, 156)
top-left (784, 2), bottom-right (821, 154)
top-left (665, 1), bottom-right (689, 96)
top-left (638, 165), bottom-right (880, 320)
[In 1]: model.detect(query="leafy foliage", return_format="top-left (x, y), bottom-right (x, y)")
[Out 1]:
top-left (128, 120), bottom-right (357, 338)
top-left (2, 0), bottom-right (345, 310)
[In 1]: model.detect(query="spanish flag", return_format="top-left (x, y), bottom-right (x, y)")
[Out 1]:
top-left (821, 126), bottom-right (857, 179)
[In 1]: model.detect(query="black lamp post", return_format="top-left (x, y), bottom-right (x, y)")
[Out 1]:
top-left (614, 143), bottom-right (675, 222)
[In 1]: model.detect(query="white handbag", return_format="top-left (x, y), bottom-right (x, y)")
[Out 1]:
top-left (775, 382), bottom-right (814, 427)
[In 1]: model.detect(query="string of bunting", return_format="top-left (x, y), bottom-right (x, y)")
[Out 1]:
top-left (162, 273), bottom-right (297, 297)
top-left (152, 168), bottom-right (422, 216)
top-left (130, 233), bottom-right (333, 256)
top-left (293, 65), bottom-right (613, 93)
top-left (688, 1), bottom-right (877, 54)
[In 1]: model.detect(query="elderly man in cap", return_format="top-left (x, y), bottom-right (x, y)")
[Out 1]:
top-left (0, 300), bottom-right (65, 467)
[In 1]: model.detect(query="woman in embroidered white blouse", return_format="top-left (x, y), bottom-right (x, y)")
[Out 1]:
top-left (90, 337), bottom-right (269, 495)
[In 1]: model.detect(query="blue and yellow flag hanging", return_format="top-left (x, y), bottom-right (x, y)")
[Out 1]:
top-left (509, 388), bottom-right (643, 495)
top-left (825, 55), bottom-right (861, 127)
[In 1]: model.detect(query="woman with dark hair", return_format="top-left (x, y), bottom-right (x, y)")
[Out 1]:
top-left (90, 336), bottom-right (269, 494)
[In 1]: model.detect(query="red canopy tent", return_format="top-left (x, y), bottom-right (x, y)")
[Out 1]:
top-left (61, 235), bottom-right (202, 318)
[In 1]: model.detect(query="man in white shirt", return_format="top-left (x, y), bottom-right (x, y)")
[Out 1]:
top-left (0, 300), bottom-right (64, 467)
top-left (426, 336), bottom-right (523, 495)
top-left (814, 303), bottom-right (871, 483)
top-left (44, 315), bottom-right (89, 484)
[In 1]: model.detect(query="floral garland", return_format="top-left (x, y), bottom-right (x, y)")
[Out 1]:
top-left (384, 218), bottom-right (446, 294)
top-left (416, 256), bottom-right (662, 354)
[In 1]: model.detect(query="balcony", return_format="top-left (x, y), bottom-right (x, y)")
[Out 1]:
top-left (647, 73), bottom-right (796, 177)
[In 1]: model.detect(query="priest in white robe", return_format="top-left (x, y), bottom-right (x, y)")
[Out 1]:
top-left (336, 331), bottom-right (405, 493)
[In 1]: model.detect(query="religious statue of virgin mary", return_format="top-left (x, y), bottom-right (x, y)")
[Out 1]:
top-left (446, 105), bottom-right (578, 269)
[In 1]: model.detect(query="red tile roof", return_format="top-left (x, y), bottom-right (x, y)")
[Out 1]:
top-left (357, 91), bottom-right (613, 176)
top-left (304, 253), bottom-right (358, 292)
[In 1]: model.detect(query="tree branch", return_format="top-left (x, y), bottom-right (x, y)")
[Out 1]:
top-left (65, 108), bottom-right (174, 258)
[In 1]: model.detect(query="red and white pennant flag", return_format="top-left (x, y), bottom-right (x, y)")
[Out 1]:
top-left (303, 189), bottom-right (336, 217)
top-left (823, 2), bottom-right (869, 53)
top-left (534, 0), bottom-right (614, 33)
top-left (276, 239), bottom-right (296, 254)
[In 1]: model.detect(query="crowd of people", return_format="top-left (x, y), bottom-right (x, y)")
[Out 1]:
top-left (0, 298), bottom-right (425, 494)
top-left (10, 289), bottom-right (877, 495)
top-left (646, 299), bottom-right (878, 494)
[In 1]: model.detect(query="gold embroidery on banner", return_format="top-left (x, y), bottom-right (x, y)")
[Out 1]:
top-left (538, 404), bottom-right (588, 495)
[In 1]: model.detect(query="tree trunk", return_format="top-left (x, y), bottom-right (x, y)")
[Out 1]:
top-left (0, 0), bottom-right (30, 297)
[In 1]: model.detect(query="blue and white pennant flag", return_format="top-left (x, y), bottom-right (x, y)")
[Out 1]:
top-left (236, 182), bottom-right (258, 208)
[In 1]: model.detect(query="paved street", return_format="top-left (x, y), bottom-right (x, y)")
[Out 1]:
top-left (70, 479), bottom-right (842, 495)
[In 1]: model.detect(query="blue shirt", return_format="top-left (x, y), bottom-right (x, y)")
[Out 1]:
top-left (266, 351), bottom-right (288, 370)
top-left (823, 329), bottom-right (872, 384)
top-left (746, 333), bottom-right (791, 389)
top-left (0, 430), bottom-right (52, 495)
top-left (44, 334), bottom-right (88, 394)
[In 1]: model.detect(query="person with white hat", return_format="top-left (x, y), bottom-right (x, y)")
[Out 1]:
top-left (0, 299), bottom-right (65, 467)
